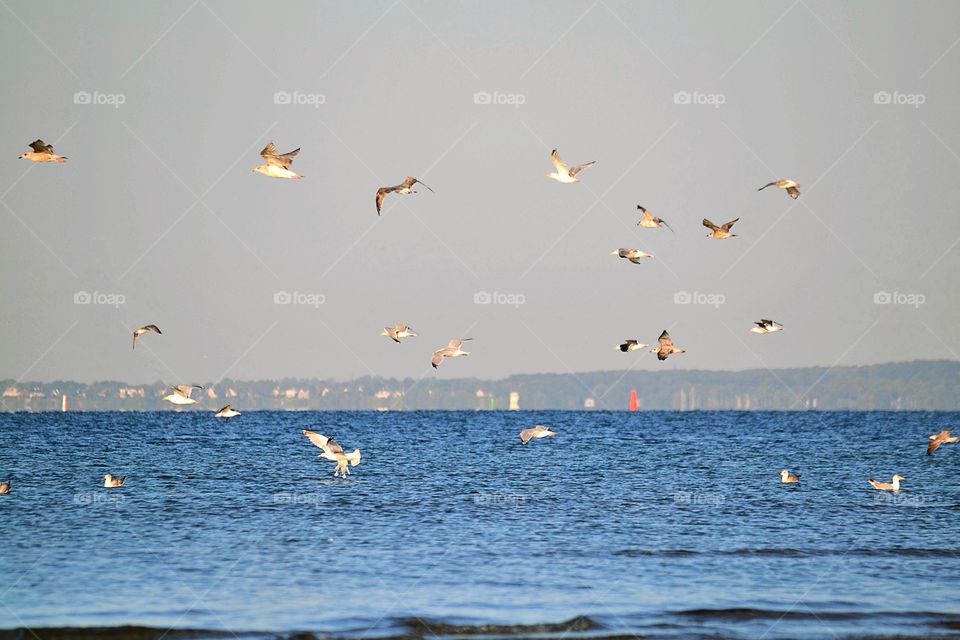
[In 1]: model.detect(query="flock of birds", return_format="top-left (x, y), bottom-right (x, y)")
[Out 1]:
top-left (6, 139), bottom-right (955, 490)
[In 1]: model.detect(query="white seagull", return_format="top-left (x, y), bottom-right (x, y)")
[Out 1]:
top-left (214, 405), bottom-right (241, 419)
top-left (252, 142), bottom-right (302, 179)
top-left (163, 384), bottom-right (203, 405)
top-left (750, 319), bottom-right (783, 334)
top-left (376, 177), bottom-right (433, 215)
top-left (758, 179), bottom-right (800, 200)
top-left (520, 425), bottom-right (557, 444)
top-left (302, 430), bottom-right (360, 478)
top-left (780, 469), bottom-right (801, 484)
top-left (610, 248), bottom-right (653, 264)
top-left (546, 149), bottom-right (595, 184)
top-left (615, 340), bottom-right (649, 353)
top-left (637, 206), bottom-right (673, 231)
top-left (103, 473), bottom-right (126, 488)
top-left (132, 324), bottom-right (162, 350)
top-left (19, 139), bottom-right (67, 163)
top-left (869, 474), bottom-right (905, 493)
top-left (432, 338), bottom-right (471, 369)
top-left (381, 323), bottom-right (418, 344)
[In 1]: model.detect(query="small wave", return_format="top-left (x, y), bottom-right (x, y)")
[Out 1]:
top-left (398, 615), bottom-right (603, 635)
top-left (615, 547), bottom-right (960, 558)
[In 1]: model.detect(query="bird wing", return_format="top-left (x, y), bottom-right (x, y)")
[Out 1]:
top-left (302, 430), bottom-right (332, 450)
top-left (657, 217), bottom-right (674, 232)
top-left (376, 187), bottom-right (396, 215)
top-left (569, 160), bottom-right (596, 177)
top-left (786, 186), bottom-right (800, 199)
top-left (658, 330), bottom-right (673, 348)
top-left (447, 339), bottom-right (462, 350)
top-left (132, 332), bottom-right (139, 349)
top-left (928, 435), bottom-right (944, 455)
top-left (431, 350), bottom-right (445, 368)
top-left (702, 218), bottom-right (719, 231)
top-left (262, 146), bottom-right (298, 168)
top-left (29, 140), bottom-right (51, 153)
top-left (410, 177), bottom-right (434, 192)
top-left (721, 218), bottom-right (740, 231)
top-left (550, 149), bottom-right (568, 173)
top-left (145, 324), bottom-right (161, 334)
top-left (260, 141), bottom-right (278, 159)
top-left (176, 384), bottom-right (202, 398)
top-left (757, 182), bottom-right (777, 191)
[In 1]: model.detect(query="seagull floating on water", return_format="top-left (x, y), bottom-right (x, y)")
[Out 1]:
top-left (651, 330), bottom-right (685, 361)
top-left (19, 139), bottom-right (67, 163)
top-left (520, 425), bottom-right (556, 444)
top-left (214, 405), bottom-right (241, 419)
top-left (750, 319), bottom-right (783, 334)
top-left (381, 323), bottom-right (418, 344)
top-left (703, 218), bottom-right (739, 239)
top-left (610, 248), bottom-right (653, 264)
top-left (758, 179), bottom-right (800, 200)
top-left (0, 480), bottom-right (10, 495)
top-left (163, 384), bottom-right (203, 405)
top-left (376, 177), bottom-right (433, 215)
top-left (132, 324), bottom-right (161, 350)
top-left (615, 339), bottom-right (649, 353)
top-left (869, 474), bottom-right (905, 492)
top-left (302, 430), bottom-right (360, 478)
top-left (252, 142), bottom-right (302, 179)
top-left (927, 429), bottom-right (958, 455)
top-left (432, 338), bottom-right (471, 369)
top-left (546, 149), bottom-right (595, 184)
top-left (637, 206), bottom-right (673, 231)
top-left (780, 469), bottom-right (801, 484)
top-left (103, 473), bottom-right (126, 488)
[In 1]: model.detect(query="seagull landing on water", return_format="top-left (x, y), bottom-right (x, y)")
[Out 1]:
top-left (637, 206), bottom-right (673, 231)
top-left (0, 480), bottom-right (10, 495)
top-left (869, 474), bottom-right (905, 493)
top-left (651, 330), bottom-right (685, 361)
top-left (381, 323), bottom-right (418, 344)
top-left (780, 469), bottom-right (801, 484)
top-left (610, 248), bottom-right (653, 264)
top-left (758, 179), bottom-right (800, 200)
top-left (302, 430), bottom-right (360, 478)
top-left (376, 177), bottom-right (433, 215)
top-left (251, 142), bottom-right (302, 179)
top-left (615, 340), bottom-right (649, 353)
top-left (546, 149), bottom-right (595, 184)
top-left (19, 140), bottom-right (67, 163)
top-left (214, 405), bottom-right (241, 419)
top-left (132, 324), bottom-right (161, 350)
top-left (103, 473), bottom-right (126, 488)
top-left (750, 319), bottom-right (783, 334)
top-left (520, 425), bottom-right (556, 445)
top-left (432, 338), bottom-right (471, 369)
top-left (927, 429), bottom-right (958, 455)
top-left (703, 218), bottom-right (739, 239)
top-left (163, 385), bottom-right (203, 405)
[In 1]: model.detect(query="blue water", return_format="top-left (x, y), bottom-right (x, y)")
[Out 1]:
top-left (1, 411), bottom-right (959, 640)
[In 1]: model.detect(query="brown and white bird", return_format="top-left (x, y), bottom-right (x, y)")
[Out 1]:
top-left (927, 429), bottom-right (958, 455)
top-left (103, 473), bottom-right (126, 488)
top-left (610, 248), bottom-right (653, 264)
top-left (0, 480), bottom-right (10, 495)
top-left (376, 177), bottom-right (433, 215)
top-left (615, 339), bottom-right (649, 353)
top-left (163, 384), bottom-right (203, 406)
top-left (302, 430), bottom-right (343, 454)
top-left (869, 474), bottom-right (905, 492)
top-left (431, 338), bottom-right (471, 369)
top-left (519, 425), bottom-right (557, 444)
top-left (780, 469), bottom-right (801, 484)
top-left (251, 142), bottom-right (301, 179)
top-left (19, 139), bottom-right (67, 163)
top-left (758, 179), bottom-right (800, 200)
top-left (214, 405), bottom-right (241, 419)
top-left (302, 430), bottom-right (360, 478)
top-left (637, 206), bottom-right (673, 231)
top-left (380, 323), bottom-right (418, 344)
top-left (651, 330), bottom-right (685, 361)
top-left (750, 319), bottom-right (783, 334)
top-left (546, 149), bottom-right (595, 183)
top-left (703, 218), bottom-right (739, 239)
top-left (132, 324), bottom-right (162, 350)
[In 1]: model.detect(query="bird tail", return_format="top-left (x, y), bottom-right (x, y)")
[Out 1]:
top-left (345, 449), bottom-right (362, 466)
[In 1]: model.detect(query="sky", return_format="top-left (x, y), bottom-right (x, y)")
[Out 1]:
top-left (1, 1), bottom-right (959, 385)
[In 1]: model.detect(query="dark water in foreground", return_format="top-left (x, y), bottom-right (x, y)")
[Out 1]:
top-left (1, 411), bottom-right (959, 640)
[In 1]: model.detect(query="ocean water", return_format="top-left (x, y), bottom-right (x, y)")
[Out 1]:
top-left (1, 411), bottom-right (959, 640)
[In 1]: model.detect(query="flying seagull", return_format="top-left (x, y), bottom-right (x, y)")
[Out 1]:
top-left (750, 319), bottom-right (783, 334)
top-left (546, 149), bottom-right (595, 184)
top-left (758, 179), bottom-right (800, 200)
top-left (132, 324), bottom-right (162, 350)
top-left (252, 142), bottom-right (302, 179)
top-left (0, 480), bottom-right (10, 495)
top-left (19, 139), bottom-right (67, 163)
top-left (869, 474), bottom-right (905, 493)
top-left (520, 425), bottom-right (557, 445)
top-left (703, 217), bottom-right (739, 239)
top-left (432, 338), bottom-right (471, 369)
top-left (615, 339), bottom-right (649, 353)
top-left (927, 429), bottom-right (958, 455)
top-left (780, 469), bottom-right (801, 484)
top-left (651, 330), bottom-right (685, 361)
top-left (381, 323), bottom-right (418, 344)
top-left (637, 206), bottom-right (673, 231)
top-left (163, 384), bottom-right (203, 405)
top-left (610, 248), bottom-right (653, 264)
top-left (214, 405), bottom-right (241, 419)
top-left (376, 177), bottom-right (433, 215)
top-left (302, 430), bottom-right (359, 478)
top-left (103, 473), bottom-right (126, 488)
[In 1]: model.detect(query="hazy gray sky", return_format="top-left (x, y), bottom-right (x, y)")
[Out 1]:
top-left (2, 1), bottom-right (958, 384)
